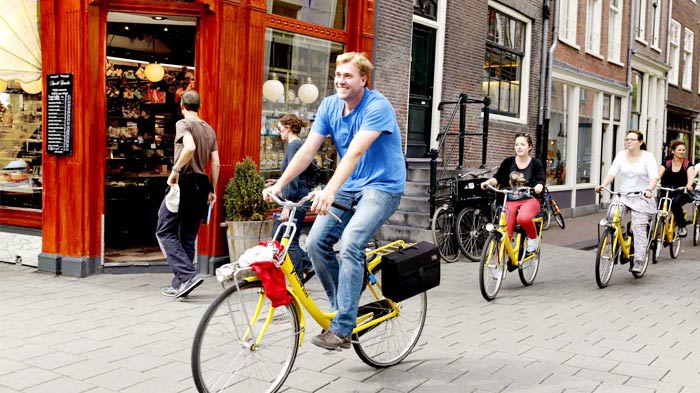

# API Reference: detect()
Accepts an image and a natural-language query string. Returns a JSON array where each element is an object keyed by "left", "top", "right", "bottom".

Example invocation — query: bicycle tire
[
  {"left": 431, "top": 205, "right": 460, "bottom": 263},
  {"left": 553, "top": 209, "right": 565, "bottom": 229},
  {"left": 694, "top": 206, "right": 700, "bottom": 246},
  {"left": 456, "top": 207, "right": 489, "bottom": 261},
  {"left": 540, "top": 201, "right": 552, "bottom": 230},
  {"left": 670, "top": 225, "right": 681, "bottom": 259},
  {"left": 518, "top": 245, "right": 540, "bottom": 286},
  {"left": 192, "top": 281, "right": 299, "bottom": 393},
  {"left": 595, "top": 228, "right": 616, "bottom": 288},
  {"left": 479, "top": 233, "right": 505, "bottom": 300},
  {"left": 353, "top": 264, "right": 427, "bottom": 368},
  {"left": 651, "top": 218, "right": 663, "bottom": 264}
]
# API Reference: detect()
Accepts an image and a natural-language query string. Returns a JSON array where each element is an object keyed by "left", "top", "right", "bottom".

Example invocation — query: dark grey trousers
[{"left": 156, "top": 199, "right": 199, "bottom": 288}]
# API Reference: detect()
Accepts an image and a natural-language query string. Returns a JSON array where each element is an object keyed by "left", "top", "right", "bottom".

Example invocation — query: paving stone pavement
[{"left": 2, "top": 240, "right": 700, "bottom": 393}]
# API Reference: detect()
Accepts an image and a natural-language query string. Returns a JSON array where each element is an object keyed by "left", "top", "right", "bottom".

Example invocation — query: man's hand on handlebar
[
  {"left": 309, "top": 188, "right": 336, "bottom": 216},
  {"left": 262, "top": 184, "right": 283, "bottom": 202}
]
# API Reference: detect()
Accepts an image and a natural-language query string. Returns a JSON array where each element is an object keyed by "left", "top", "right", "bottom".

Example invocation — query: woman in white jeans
[{"left": 595, "top": 130, "right": 658, "bottom": 273}]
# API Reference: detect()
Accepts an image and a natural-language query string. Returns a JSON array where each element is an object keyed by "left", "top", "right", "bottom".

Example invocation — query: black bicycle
[{"left": 539, "top": 185, "right": 565, "bottom": 230}]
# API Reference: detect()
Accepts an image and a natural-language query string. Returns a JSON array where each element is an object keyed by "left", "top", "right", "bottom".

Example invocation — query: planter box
[{"left": 225, "top": 220, "right": 274, "bottom": 262}]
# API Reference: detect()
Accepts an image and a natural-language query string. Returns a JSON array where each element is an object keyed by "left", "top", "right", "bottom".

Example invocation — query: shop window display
[
  {"left": 547, "top": 81, "right": 568, "bottom": 185},
  {"left": 267, "top": 0, "right": 346, "bottom": 30},
  {"left": 0, "top": 82, "right": 42, "bottom": 210},
  {"left": 577, "top": 87, "right": 593, "bottom": 184}
]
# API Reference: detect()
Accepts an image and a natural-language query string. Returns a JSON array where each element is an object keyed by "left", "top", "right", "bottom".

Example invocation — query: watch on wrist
[{"left": 172, "top": 167, "right": 180, "bottom": 173}]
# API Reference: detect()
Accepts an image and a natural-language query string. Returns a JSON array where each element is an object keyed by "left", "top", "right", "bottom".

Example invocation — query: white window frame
[
  {"left": 683, "top": 28, "right": 694, "bottom": 91},
  {"left": 558, "top": 0, "right": 578, "bottom": 47},
  {"left": 585, "top": 0, "right": 602, "bottom": 55},
  {"left": 486, "top": 0, "right": 531, "bottom": 125},
  {"left": 635, "top": 0, "right": 647, "bottom": 43},
  {"left": 669, "top": 20, "right": 681, "bottom": 86},
  {"left": 607, "top": 0, "right": 623, "bottom": 64},
  {"left": 650, "top": 0, "right": 661, "bottom": 50}
]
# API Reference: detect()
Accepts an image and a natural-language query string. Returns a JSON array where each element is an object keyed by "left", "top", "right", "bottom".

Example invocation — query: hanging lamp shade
[
  {"left": 145, "top": 62, "right": 165, "bottom": 82},
  {"left": 298, "top": 78, "right": 319, "bottom": 104},
  {"left": 0, "top": 0, "right": 41, "bottom": 83},
  {"left": 20, "top": 77, "right": 42, "bottom": 94},
  {"left": 262, "top": 73, "right": 284, "bottom": 102},
  {"left": 0, "top": 80, "right": 7, "bottom": 92}
]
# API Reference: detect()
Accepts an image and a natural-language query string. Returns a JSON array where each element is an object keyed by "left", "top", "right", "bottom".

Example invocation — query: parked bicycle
[
  {"left": 648, "top": 186, "right": 687, "bottom": 263},
  {"left": 479, "top": 185, "right": 543, "bottom": 301},
  {"left": 191, "top": 194, "right": 427, "bottom": 393},
  {"left": 594, "top": 187, "right": 651, "bottom": 288},
  {"left": 431, "top": 167, "right": 496, "bottom": 262},
  {"left": 539, "top": 185, "right": 565, "bottom": 230}
]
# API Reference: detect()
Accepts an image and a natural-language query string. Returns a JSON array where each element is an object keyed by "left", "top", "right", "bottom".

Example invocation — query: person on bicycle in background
[
  {"left": 480, "top": 133, "right": 545, "bottom": 254},
  {"left": 595, "top": 130, "right": 658, "bottom": 273},
  {"left": 657, "top": 140, "right": 695, "bottom": 237},
  {"left": 263, "top": 52, "right": 406, "bottom": 350}
]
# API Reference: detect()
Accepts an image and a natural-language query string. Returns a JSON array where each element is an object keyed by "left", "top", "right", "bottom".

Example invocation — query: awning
[{"left": 0, "top": 0, "right": 41, "bottom": 83}]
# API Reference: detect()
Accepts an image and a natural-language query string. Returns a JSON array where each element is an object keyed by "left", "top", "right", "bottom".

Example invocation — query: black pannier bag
[{"left": 382, "top": 241, "right": 441, "bottom": 302}]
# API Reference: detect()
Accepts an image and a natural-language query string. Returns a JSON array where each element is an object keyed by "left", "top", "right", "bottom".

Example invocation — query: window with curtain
[
  {"left": 558, "top": 0, "right": 578, "bottom": 44},
  {"left": 483, "top": 7, "right": 526, "bottom": 117},
  {"left": 669, "top": 20, "right": 680, "bottom": 85},
  {"left": 650, "top": 0, "right": 661, "bottom": 48},
  {"left": 635, "top": 0, "right": 646, "bottom": 40},
  {"left": 607, "top": 0, "right": 622, "bottom": 63}
]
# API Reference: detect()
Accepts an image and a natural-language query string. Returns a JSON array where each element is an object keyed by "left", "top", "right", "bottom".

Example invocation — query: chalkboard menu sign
[{"left": 46, "top": 73, "right": 73, "bottom": 155}]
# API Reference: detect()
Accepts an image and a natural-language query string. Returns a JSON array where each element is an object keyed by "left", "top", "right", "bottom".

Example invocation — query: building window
[
  {"left": 650, "top": 0, "right": 661, "bottom": 48},
  {"left": 669, "top": 20, "right": 681, "bottom": 86},
  {"left": 608, "top": 0, "right": 623, "bottom": 63},
  {"left": 267, "top": 0, "right": 347, "bottom": 30},
  {"left": 548, "top": 81, "right": 568, "bottom": 185},
  {"left": 683, "top": 28, "right": 694, "bottom": 91},
  {"left": 630, "top": 71, "right": 643, "bottom": 130},
  {"left": 558, "top": 0, "right": 578, "bottom": 44},
  {"left": 483, "top": 7, "right": 528, "bottom": 118},
  {"left": 585, "top": 0, "right": 602, "bottom": 55},
  {"left": 414, "top": 0, "right": 437, "bottom": 21},
  {"left": 0, "top": 84, "right": 42, "bottom": 211},
  {"left": 635, "top": 0, "right": 646, "bottom": 41},
  {"left": 578, "top": 88, "right": 594, "bottom": 184}
]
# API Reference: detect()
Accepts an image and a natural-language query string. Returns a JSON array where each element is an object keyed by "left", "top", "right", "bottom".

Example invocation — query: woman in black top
[
  {"left": 658, "top": 140, "right": 696, "bottom": 236},
  {"left": 267, "top": 114, "right": 313, "bottom": 277},
  {"left": 481, "top": 133, "right": 546, "bottom": 253}
]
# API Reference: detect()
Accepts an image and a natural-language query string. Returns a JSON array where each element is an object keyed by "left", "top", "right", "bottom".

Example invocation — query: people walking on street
[
  {"left": 595, "top": 130, "right": 658, "bottom": 273},
  {"left": 263, "top": 52, "right": 406, "bottom": 350},
  {"left": 157, "top": 90, "right": 220, "bottom": 299},
  {"left": 658, "top": 140, "right": 695, "bottom": 237},
  {"left": 480, "top": 133, "right": 545, "bottom": 253},
  {"left": 266, "top": 114, "right": 314, "bottom": 280}
]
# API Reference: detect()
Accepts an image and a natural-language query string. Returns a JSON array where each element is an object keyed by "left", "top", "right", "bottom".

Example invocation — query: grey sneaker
[
  {"left": 176, "top": 276, "right": 204, "bottom": 299},
  {"left": 311, "top": 330, "right": 351, "bottom": 350},
  {"left": 679, "top": 227, "right": 687, "bottom": 237},
  {"left": 161, "top": 286, "right": 178, "bottom": 297},
  {"left": 630, "top": 260, "right": 643, "bottom": 273},
  {"left": 526, "top": 238, "right": 538, "bottom": 253}
]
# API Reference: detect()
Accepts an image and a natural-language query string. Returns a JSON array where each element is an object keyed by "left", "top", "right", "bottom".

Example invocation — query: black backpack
[{"left": 303, "top": 160, "right": 322, "bottom": 189}]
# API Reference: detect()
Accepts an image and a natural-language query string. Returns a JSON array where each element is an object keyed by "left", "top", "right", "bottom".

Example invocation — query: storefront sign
[{"left": 46, "top": 73, "right": 73, "bottom": 155}]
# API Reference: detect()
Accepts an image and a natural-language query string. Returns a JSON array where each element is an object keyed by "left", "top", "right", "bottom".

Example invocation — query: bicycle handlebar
[
  {"left": 484, "top": 184, "right": 534, "bottom": 195},
  {"left": 597, "top": 186, "right": 643, "bottom": 196},
  {"left": 264, "top": 192, "right": 349, "bottom": 222},
  {"left": 656, "top": 186, "right": 688, "bottom": 193}
]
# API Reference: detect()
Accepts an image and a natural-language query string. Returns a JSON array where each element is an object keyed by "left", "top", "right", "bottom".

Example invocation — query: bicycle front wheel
[
  {"left": 651, "top": 218, "right": 663, "bottom": 264},
  {"left": 670, "top": 225, "right": 681, "bottom": 259},
  {"left": 595, "top": 228, "right": 616, "bottom": 288},
  {"left": 479, "top": 233, "right": 505, "bottom": 300},
  {"left": 456, "top": 207, "right": 489, "bottom": 261},
  {"left": 353, "top": 265, "right": 427, "bottom": 368},
  {"left": 192, "top": 281, "right": 300, "bottom": 393},
  {"left": 432, "top": 205, "right": 460, "bottom": 263},
  {"left": 694, "top": 206, "right": 700, "bottom": 246},
  {"left": 518, "top": 245, "right": 540, "bottom": 286}
]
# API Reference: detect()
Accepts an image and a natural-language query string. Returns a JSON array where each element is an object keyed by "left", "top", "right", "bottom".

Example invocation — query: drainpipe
[
  {"left": 626, "top": 0, "right": 637, "bottom": 127},
  {"left": 537, "top": 0, "right": 551, "bottom": 164},
  {"left": 544, "top": 0, "right": 559, "bottom": 163}
]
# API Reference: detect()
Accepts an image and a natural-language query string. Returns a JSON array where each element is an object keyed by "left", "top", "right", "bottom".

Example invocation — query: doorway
[
  {"left": 104, "top": 12, "right": 197, "bottom": 263},
  {"left": 407, "top": 23, "right": 436, "bottom": 158}
]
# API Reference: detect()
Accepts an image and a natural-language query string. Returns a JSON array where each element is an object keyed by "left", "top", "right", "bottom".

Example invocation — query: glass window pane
[
  {"left": 0, "top": 85, "right": 42, "bottom": 210},
  {"left": 547, "top": 81, "right": 567, "bottom": 185},
  {"left": 414, "top": 0, "right": 437, "bottom": 20},
  {"left": 602, "top": 94, "right": 611, "bottom": 120},
  {"left": 613, "top": 96, "right": 621, "bottom": 121},
  {"left": 268, "top": 0, "right": 346, "bottom": 30},
  {"left": 577, "top": 87, "right": 594, "bottom": 184}
]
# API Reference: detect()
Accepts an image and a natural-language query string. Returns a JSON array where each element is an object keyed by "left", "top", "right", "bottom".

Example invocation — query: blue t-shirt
[{"left": 310, "top": 88, "right": 406, "bottom": 194}]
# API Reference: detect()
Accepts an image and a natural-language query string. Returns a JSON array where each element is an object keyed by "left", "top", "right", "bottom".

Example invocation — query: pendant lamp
[
  {"left": 145, "top": 35, "right": 164, "bottom": 82},
  {"left": 262, "top": 39, "right": 284, "bottom": 102},
  {"left": 0, "top": 80, "right": 7, "bottom": 92},
  {"left": 297, "top": 45, "right": 319, "bottom": 104},
  {"left": 20, "top": 77, "right": 42, "bottom": 94}
]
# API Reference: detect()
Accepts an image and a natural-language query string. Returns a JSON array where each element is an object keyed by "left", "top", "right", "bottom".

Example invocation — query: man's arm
[
  {"left": 209, "top": 150, "right": 220, "bottom": 203},
  {"left": 168, "top": 133, "right": 196, "bottom": 186}
]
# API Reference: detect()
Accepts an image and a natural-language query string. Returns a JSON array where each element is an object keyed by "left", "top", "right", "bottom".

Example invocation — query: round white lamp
[
  {"left": 145, "top": 63, "right": 165, "bottom": 82},
  {"left": 262, "top": 74, "right": 284, "bottom": 102},
  {"left": 298, "top": 78, "right": 319, "bottom": 104},
  {"left": 0, "top": 80, "right": 7, "bottom": 92},
  {"left": 20, "top": 78, "right": 42, "bottom": 94}
]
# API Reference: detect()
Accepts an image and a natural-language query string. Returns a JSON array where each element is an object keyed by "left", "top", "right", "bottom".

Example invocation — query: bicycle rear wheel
[
  {"left": 595, "top": 228, "right": 616, "bottom": 288},
  {"left": 670, "top": 225, "right": 681, "bottom": 259},
  {"left": 456, "top": 207, "right": 489, "bottom": 261},
  {"left": 192, "top": 281, "right": 299, "bottom": 393},
  {"left": 540, "top": 201, "right": 552, "bottom": 230},
  {"left": 552, "top": 205, "right": 565, "bottom": 229},
  {"left": 479, "top": 233, "right": 505, "bottom": 300},
  {"left": 432, "top": 205, "right": 460, "bottom": 263},
  {"left": 353, "top": 264, "right": 427, "bottom": 368}
]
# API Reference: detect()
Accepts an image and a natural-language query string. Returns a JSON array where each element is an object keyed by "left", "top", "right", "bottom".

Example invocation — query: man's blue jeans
[{"left": 306, "top": 188, "right": 402, "bottom": 337}]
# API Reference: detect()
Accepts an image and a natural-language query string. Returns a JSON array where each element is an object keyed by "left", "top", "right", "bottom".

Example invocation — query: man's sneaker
[
  {"left": 176, "top": 276, "right": 204, "bottom": 299},
  {"left": 630, "top": 260, "right": 643, "bottom": 273},
  {"left": 161, "top": 286, "right": 178, "bottom": 297},
  {"left": 526, "top": 238, "right": 539, "bottom": 253},
  {"left": 311, "top": 330, "right": 351, "bottom": 350},
  {"left": 679, "top": 227, "right": 688, "bottom": 237}
]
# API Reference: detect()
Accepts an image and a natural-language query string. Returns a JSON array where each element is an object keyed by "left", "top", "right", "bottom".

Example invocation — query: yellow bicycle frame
[
  {"left": 490, "top": 205, "right": 544, "bottom": 267},
  {"left": 607, "top": 205, "right": 634, "bottom": 260}
]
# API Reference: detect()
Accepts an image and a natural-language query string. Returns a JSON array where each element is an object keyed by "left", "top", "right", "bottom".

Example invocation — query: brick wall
[{"left": 667, "top": 0, "right": 700, "bottom": 111}]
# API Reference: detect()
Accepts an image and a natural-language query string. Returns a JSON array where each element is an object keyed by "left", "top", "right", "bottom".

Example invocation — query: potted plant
[{"left": 223, "top": 157, "right": 273, "bottom": 261}]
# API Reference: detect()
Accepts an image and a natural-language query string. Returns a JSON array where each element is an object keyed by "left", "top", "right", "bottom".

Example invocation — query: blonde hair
[{"left": 336, "top": 52, "right": 373, "bottom": 80}]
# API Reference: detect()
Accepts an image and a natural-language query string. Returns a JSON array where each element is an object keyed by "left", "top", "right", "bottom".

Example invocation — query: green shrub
[{"left": 223, "top": 157, "right": 271, "bottom": 221}]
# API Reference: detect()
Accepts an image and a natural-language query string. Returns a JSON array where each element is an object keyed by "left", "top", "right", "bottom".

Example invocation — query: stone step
[
  {"left": 398, "top": 195, "right": 430, "bottom": 213},
  {"left": 375, "top": 224, "right": 433, "bottom": 244},
  {"left": 386, "top": 210, "right": 432, "bottom": 228},
  {"left": 404, "top": 181, "right": 430, "bottom": 197}
]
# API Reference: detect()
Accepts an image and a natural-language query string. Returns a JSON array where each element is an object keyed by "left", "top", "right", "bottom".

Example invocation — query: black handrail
[{"left": 427, "top": 93, "right": 491, "bottom": 218}]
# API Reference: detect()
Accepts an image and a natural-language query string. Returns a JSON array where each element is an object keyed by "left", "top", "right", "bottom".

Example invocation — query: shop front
[{"left": 0, "top": 0, "right": 376, "bottom": 277}]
